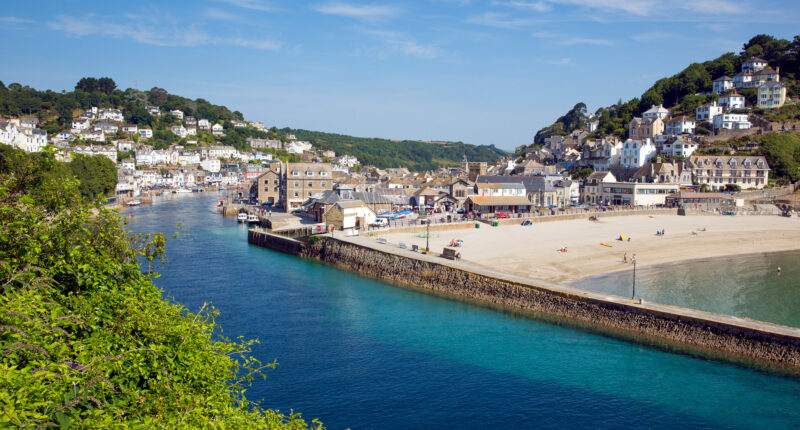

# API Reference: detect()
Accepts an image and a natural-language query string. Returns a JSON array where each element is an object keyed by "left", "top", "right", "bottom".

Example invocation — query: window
[
  {"left": 308, "top": 192, "right": 312, "bottom": 197},
  {"left": 308, "top": 182, "right": 313, "bottom": 187},
  {"left": 306, "top": 171, "right": 313, "bottom": 176},
  {"left": 292, "top": 171, "right": 299, "bottom": 176},
  {"left": 294, "top": 182, "right": 299, "bottom": 187},
  {"left": 321, "top": 182, "right": 326, "bottom": 188},
  {"left": 293, "top": 192, "right": 298, "bottom": 197},
  {"left": 320, "top": 171, "right": 328, "bottom": 177}
]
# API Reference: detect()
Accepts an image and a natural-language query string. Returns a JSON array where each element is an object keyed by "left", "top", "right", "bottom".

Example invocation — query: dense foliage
[
  {"left": 0, "top": 78, "right": 242, "bottom": 136},
  {"left": 285, "top": 128, "right": 506, "bottom": 171},
  {"left": 758, "top": 132, "right": 800, "bottom": 182},
  {"left": 533, "top": 34, "right": 800, "bottom": 142},
  {"left": 533, "top": 103, "right": 587, "bottom": 145},
  {"left": 0, "top": 146, "right": 320, "bottom": 428}
]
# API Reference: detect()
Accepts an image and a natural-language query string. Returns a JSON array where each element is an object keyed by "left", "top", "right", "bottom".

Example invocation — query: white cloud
[
  {"left": 311, "top": 2, "right": 399, "bottom": 20},
  {"left": 563, "top": 37, "right": 613, "bottom": 46},
  {"left": 358, "top": 28, "right": 441, "bottom": 59},
  {"left": 632, "top": 31, "right": 673, "bottom": 42},
  {"left": 492, "top": 1, "right": 551, "bottom": 12},
  {"left": 466, "top": 12, "right": 539, "bottom": 28},
  {"left": 531, "top": 31, "right": 613, "bottom": 46},
  {"left": 0, "top": 16, "right": 33, "bottom": 25},
  {"left": 203, "top": 8, "right": 241, "bottom": 21},
  {"left": 49, "top": 14, "right": 281, "bottom": 51},
  {"left": 212, "top": 0, "right": 275, "bottom": 12},
  {"left": 545, "top": 58, "right": 573, "bottom": 66}
]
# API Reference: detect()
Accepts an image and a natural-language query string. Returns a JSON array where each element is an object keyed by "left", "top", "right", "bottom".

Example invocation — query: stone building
[{"left": 283, "top": 162, "right": 334, "bottom": 209}]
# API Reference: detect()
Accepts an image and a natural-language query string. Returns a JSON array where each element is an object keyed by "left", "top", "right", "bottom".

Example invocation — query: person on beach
[
  {"left": 777, "top": 266, "right": 782, "bottom": 274},
  {"left": 623, "top": 252, "right": 628, "bottom": 263},
  {"left": 631, "top": 254, "right": 637, "bottom": 263}
]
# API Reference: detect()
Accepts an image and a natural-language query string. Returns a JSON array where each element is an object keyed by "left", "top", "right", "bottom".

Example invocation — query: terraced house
[
  {"left": 283, "top": 162, "right": 333, "bottom": 210},
  {"left": 688, "top": 155, "right": 770, "bottom": 190}
]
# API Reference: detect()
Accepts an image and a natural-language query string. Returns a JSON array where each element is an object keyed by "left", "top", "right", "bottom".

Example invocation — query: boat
[
  {"left": 127, "top": 200, "right": 141, "bottom": 206},
  {"left": 176, "top": 188, "right": 192, "bottom": 193},
  {"left": 247, "top": 214, "right": 260, "bottom": 224},
  {"left": 237, "top": 212, "right": 248, "bottom": 223}
]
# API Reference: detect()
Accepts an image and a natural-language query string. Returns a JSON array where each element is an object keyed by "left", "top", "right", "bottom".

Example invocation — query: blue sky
[{"left": 2, "top": 0, "right": 798, "bottom": 150}]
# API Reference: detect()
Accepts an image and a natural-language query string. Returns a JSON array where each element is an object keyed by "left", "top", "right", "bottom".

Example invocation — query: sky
[{"left": 1, "top": 1, "right": 799, "bottom": 150}]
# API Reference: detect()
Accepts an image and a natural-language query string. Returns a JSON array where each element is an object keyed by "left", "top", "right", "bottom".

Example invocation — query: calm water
[
  {"left": 126, "top": 194, "right": 800, "bottom": 429},
  {"left": 573, "top": 251, "right": 800, "bottom": 328}
]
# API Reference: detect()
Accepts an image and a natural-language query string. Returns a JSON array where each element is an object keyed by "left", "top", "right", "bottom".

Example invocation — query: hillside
[
  {"left": 533, "top": 34, "right": 800, "bottom": 144},
  {"left": 285, "top": 128, "right": 507, "bottom": 171},
  {"left": 0, "top": 78, "right": 505, "bottom": 171}
]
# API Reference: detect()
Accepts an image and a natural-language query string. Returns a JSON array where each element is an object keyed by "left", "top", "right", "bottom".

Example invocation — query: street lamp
[
  {"left": 426, "top": 211, "right": 430, "bottom": 253},
  {"left": 631, "top": 259, "right": 637, "bottom": 300}
]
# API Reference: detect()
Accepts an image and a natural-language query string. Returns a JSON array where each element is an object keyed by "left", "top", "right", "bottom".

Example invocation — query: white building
[
  {"left": 659, "top": 137, "right": 698, "bottom": 158},
  {"left": 713, "top": 113, "right": 751, "bottom": 130},
  {"left": 98, "top": 109, "right": 124, "bottom": 122},
  {"left": 170, "top": 125, "right": 188, "bottom": 138},
  {"left": 718, "top": 93, "right": 746, "bottom": 110},
  {"left": 170, "top": 109, "right": 184, "bottom": 120},
  {"left": 72, "top": 145, "right": 117, "bottom": 163},
  {"left": 712, "top": 75, "right": 733, "bottom": 94},
  {"left": 741, "top": 56, "right": 768, "bottom": 73},
  {"left": 620, "top": 138, "right": 657, "bottom": 169},
  {"left": 198, "top": 119, "right": 211, "bottom": 131},
  {"left": 696, "top": 101, "right": 723, "bottom": 122},
  {"left": 212, "top": 123, "right": 225, "bottom": 136},
  {"left": 71, "top": 119, "right": 91, "bottom": 131},
  {"left": 642, "top": 104, "right": 670, "bottom": 120},
  {"left": 664, "top": 116, "right": 695, "bottom": 135},
  {"left": 337, "top": 154, "right": 360, "bottom": 167},
  {"left": 138, "top": 128, "right": 153, "bottom": 139},
  {"left": 201, "top": 158, "right": 221, "bottom": 173},
  {"left": 146, "top": 106, "right": 161, "bottom": 116},
  {"left": 285, "top": 140, "right": 313, "bottom": 154}
]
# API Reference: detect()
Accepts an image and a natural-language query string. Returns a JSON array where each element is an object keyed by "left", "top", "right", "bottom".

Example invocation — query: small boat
[
  {"left": 247, "top": 214, "right": 260, "bottom": 224},
  {"left": 127, "top": 200, "right": 141, "bottom": 206},
  {"left": 176, "top": 188, "right": 192, "bottom": 193},
  {"left": 237, "top": 212, "right": 248, "bottom": 223}
]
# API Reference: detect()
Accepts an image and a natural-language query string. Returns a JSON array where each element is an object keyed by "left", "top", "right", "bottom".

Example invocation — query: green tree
[
  {"left": 75, "top": 77, "right": 99, "bottom": 93},
  {"left": 68, "top": 154, "right": 118, "bottom": 199},
  {"left": 97, "top": 77, "right": 117, "bottom": 95}
]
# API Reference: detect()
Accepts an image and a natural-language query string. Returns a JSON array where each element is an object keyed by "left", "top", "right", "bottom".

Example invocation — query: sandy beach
[{"left": 367, "top": 214, "right": 800, "bottom": 284}]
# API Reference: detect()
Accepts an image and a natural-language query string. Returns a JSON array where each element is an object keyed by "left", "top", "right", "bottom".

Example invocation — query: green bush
[{"left": 0, "top": 146, "right": 321, "bottom": 429}]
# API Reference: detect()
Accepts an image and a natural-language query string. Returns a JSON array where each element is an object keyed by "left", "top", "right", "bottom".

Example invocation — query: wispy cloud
[
  {"left": 562, "top": 37, "right": 613, "bottom": 46},
  {"left": 491, "top": 1, "right": 551, "bottom": 12},
  {"left": 312, "top": 2, "right": 399, "bottom": 20},
  {"left": 49, "top": 14, "right": 282, "bottom": 51},
  {"left": 0, "top": 16, "right": 33, "bottom": 26},
  {"left": 212, "top": 0, "right": 275, "bottom": 12},
  {"left": 545, "top": 58, "right": 573, "bottom": 66},
  {"left": 531, "top": 31, "right": 613, "bottom": 46},
  {"left": 358, "top": 28, "right": 441, "bottom": 59},
  {"left": 466, "top": 12, "right": 539, "bottom": 28},
  {"left": 632, "top": 31, "right": 673, "bottom": 42},
  {"left": 203, "top": 8, "right": 241, "bottom": 21}
]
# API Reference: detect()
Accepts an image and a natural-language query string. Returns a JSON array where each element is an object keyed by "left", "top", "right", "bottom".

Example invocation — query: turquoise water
[
  {"left": 126, "top": 194, "right": 800, "bottom": 429},
  {"left": 573, "top": 251, "right": 800, "bottom": 328}
]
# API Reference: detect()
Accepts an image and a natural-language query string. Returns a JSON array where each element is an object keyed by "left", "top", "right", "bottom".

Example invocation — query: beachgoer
[
  {"left": 777, "top": 266, "right": 782, "bottom": 274},
  {"left": 662, "top": 228, "right": 665, "bottom": 236},
  {"left": 631, "top": 254, "right": 637, "bottom": 263},
  {"left": 623, "top": 252, "right": 628, "bottom": 263},
  {"left": 456, "top": 252, "right": 462, "bottom": 260},
  {"left": 627, "top": 237, "right": 631, "bottom": 242},
  {"left": 564, "top": 247, "right": 568, "bottom": 253}
]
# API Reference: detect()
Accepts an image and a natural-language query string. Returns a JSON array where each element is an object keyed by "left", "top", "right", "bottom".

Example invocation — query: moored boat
[
  {"left": 247, "top": 214, "right": 260, "bottom": 224},
  {"left": 237, "top": 212, "right": 248, "bottom": 223},
  {"left": 127, "top": 200, "right": 141, "bottom": 206}
]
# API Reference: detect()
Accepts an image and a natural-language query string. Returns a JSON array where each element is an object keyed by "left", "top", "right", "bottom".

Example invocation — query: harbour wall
[{"left": 248, "top": 228, "right": 800, "bottom": 372}]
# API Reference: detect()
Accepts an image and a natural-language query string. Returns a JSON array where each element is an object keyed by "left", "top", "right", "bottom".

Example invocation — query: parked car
[
  {"left": 496, "top": 212, "right": 511, "bottom": 218},
  {"left": 291, "top": 208, "right": 306, "bottom": 215},
  {"left": 371, "top": 218, "right": 389, "bottom": 227}
]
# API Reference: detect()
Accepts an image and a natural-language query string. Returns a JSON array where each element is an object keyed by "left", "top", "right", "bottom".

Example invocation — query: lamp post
[
  {"left": 426, "top": 211, "right": 430, "bottom": 253},
  {"left": 632, "top": 259, "right": 637, "bottom": 300}
]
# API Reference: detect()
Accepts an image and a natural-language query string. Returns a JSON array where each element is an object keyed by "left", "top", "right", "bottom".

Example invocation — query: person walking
[{"left": 623, "top": 252, "right": 628, "bottom": 263}]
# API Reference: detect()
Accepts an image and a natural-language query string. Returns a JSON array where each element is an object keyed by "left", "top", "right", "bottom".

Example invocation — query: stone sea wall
[{"left": 249, "top": 229, "right": 800, "bottom": 372}]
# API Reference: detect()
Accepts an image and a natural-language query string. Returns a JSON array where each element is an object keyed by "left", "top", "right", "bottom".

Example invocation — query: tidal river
[{"left": 126, "top": 193, "right": 800, "bottom": 429}]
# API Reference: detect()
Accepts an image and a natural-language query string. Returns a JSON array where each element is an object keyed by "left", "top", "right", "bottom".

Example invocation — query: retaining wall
[{"left": 248, "top": 229, "right": 800, "bottom": 373}]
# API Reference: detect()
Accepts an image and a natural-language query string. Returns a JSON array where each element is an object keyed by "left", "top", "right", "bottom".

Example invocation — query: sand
[{"left": 369, "top": 214, "right": 800, "bottom": 284}]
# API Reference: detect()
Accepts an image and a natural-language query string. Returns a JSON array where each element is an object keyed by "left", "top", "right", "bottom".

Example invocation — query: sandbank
[{"left": 368, "top": 214, "right": 800, "bottom": 283}]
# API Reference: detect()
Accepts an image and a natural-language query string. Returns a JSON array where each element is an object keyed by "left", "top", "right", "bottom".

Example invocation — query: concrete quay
[{"left": 248, "top": 228, "right": 800, "bottom": 374}]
